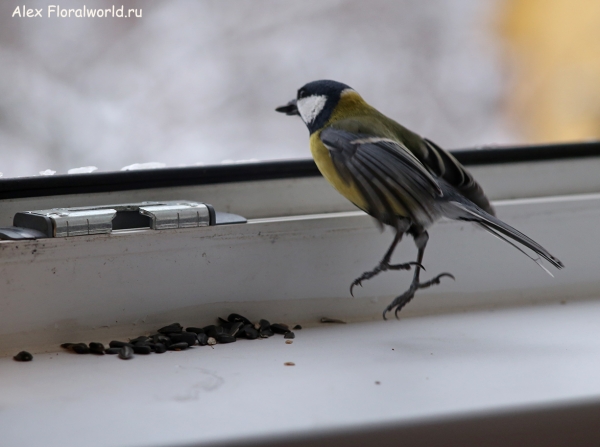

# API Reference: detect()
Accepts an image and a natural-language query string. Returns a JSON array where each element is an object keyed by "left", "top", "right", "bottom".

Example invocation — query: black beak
[{"left": 275, "top": 99, "right": 299, "bottom": 116}]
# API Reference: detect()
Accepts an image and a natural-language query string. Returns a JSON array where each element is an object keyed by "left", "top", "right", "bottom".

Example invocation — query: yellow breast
[
  {"left": 310, "top": 131, "right": 370, "bottom": 212},
  {"left": 310, "top": 130, "right": 410, "bottom": 218},
  {"left": 310, "top": 131, "right": 367, "bottom": 211}
]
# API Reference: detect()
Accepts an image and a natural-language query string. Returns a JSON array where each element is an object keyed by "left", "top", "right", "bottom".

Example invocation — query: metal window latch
[{"left": 0, "top": 201, "right": 246, "bottom": 240}]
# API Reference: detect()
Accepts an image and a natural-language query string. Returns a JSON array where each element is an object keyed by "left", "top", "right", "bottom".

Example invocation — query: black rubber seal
[{"left": 0, "top": 141, "right": 598, "bottom": 200}]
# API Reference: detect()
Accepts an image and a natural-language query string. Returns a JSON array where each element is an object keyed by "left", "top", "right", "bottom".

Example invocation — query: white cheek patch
[{"left": 297, "top": 95, "right": 327, "bottom": 125}]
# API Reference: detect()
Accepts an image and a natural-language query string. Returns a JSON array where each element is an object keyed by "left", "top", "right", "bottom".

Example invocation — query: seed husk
[
  {"left": 284, "top": 332, "right": 295, "bottom": 339},
  {"left": 320, "top": 317, "right": 346, "bottom": 324},
  {"left": 105, "top": 348, "right": 120, "bottom": 355},
  {"left": 185, "top": 327, "right": 204, "bottom": 334}
]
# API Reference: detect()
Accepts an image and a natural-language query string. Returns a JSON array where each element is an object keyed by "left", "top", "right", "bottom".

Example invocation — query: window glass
[{"left": 0, "top": 0, "right": 598, "bottom": 178}]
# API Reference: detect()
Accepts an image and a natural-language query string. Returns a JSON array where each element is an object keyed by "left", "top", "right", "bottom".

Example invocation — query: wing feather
[
  {"left": 321, "top": 127, "right": 442, "bottom": 227},
  {"left": 423, "top": 138, "right": 494, "bottom": 215}
]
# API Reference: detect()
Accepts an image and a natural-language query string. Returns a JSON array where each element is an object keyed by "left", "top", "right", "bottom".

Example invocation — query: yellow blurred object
[{"left": 501, "top": 0, "right": 600, "bottom": 142}]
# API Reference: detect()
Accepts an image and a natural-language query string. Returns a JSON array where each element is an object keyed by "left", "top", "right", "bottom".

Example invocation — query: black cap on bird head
[{"left": 276, "top": 80, "right": 353, "bottom": 134}]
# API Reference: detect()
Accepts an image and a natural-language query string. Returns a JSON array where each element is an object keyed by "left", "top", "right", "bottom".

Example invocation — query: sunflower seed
[
  {"left": 227, "top": 313, "right": 252, "bottom": 325},
  {"left": 284, "top": 332, "right": 295, "bottom": 339},
  {"left": 89, "top": 342, "right": 105, "bottom": 355},
  {"left": 259, "top": 329, "right": 274, "bottom": 338},
  {"left": 271, "top": 323, "right": 289, "bottom": 334},
  {"left": 154, "top": 343, "right": 167, "bottom": 354},
  {"left": 132, "top": 345, "right": 151, "bottom": 355},
  {"left": 223, "top": 321, "right": 243, "bottom": 337},
  {"left": 168, "top": 342, "right": 189, "bottom": 351},
  {"left": 168, "top": 332, "right": 197, "bottom": 346},
  {"left": 72, "top": 343, "right": 90, "bottom": 354},
  {"left": 13, "top": 351, "right": 33, "bottom": 362},
  {"left": 109, "top": 340, "right": 133, "bottom": 349},
  {"left": 118, "top": 345, "right": 134, "bottom": 360},
  {"left": 157, "top": 323, "right": 183, "bottom": 334},
  {"left": 151, "top": 334, "right": 172, "bottom": 347},
  {"left": 197, "top": 333, "right": 209, "bottom": 346},
  {"left": 203, "top": 325, "right": 224, "bottom": 338},
  {"left": 237, "top": 324, "right": 259, "bottom": 340},
  {"left": 216, "top": 333, "right": 236, "bottom": 344},
  {"left": 258, "top": 319, "right": 271, "bottom": 331},
  {"left": 61, "top": 342, "right": 91, "bottom": 353}
]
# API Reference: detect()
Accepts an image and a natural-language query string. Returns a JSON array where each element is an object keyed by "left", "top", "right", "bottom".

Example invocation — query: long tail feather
[{"left": 449, "top": 201, "right": 564, "bottom": 270}]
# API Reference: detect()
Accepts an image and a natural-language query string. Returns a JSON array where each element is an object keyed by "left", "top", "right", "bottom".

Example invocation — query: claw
[
  {"left": 420, "top": 272, "right": 455, "bottom": 288},
  {"left": 394, "top": 306, "right": 402, "bottom": 320},
  {"left": 383, "top": 271, "right": 455, "bottom": 320},
  {"left": 349, "top": 261, "right": 419, "bottom": 296},
  {"left": 349, "top": 281, "right": 363, "bottom": 297}
]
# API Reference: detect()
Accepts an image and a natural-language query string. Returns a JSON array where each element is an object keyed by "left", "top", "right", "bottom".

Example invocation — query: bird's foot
[
  {"left": 382, "top": 272, "right": 455, "bottom": 320},
  {"left": 350, "top": 261, "right": 423, "bottom": 296}
]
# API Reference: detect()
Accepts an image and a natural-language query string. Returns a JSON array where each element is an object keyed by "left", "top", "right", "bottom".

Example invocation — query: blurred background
[{"left": 0, "top": 0, "right": 598, "bottom": 177}]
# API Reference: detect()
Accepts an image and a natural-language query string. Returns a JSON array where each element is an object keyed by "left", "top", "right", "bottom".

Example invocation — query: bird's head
[{"left": 276, "top": 80, "right": 358, "bottom": 134}]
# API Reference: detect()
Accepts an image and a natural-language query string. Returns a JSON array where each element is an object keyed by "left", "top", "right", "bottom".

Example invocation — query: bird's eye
[{"left": 297, "top": 89, "right": 307, "bottom": 99}]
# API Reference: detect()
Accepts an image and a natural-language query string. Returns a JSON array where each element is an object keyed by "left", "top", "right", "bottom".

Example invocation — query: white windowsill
[
  {"left": 2, "top": 299, "right": 600, "bottom": 447},
  {"left": 2, "top": 157, "right": 600, "bottom": 446}
]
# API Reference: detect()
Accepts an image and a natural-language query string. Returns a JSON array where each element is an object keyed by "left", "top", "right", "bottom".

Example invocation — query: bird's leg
[
  {"left": 383, "top": 231, "right": 454, "bottom": 320},
  {"left": 350, "top": 219, "right": 421, "bottom": 296}
]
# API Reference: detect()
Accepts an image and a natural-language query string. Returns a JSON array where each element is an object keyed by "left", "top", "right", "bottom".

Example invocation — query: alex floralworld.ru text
[{"left": 12, "top": 5, "right": 142, "bottom": 18}]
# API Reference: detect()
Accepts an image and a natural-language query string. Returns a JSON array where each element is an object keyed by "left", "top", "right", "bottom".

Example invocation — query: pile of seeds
[{"left": 55, "top": 314, "right": 299, "bottom": 361}]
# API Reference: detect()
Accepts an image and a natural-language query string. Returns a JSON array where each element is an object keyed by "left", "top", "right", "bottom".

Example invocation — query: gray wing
[
  {"left": 422, "top": 138, "right": 494, "bottom": 216},
  {"left": 320, "top": 127, "right": 443, "bottom": 229}
]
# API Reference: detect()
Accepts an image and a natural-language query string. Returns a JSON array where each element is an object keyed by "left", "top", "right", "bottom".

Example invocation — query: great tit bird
[{"left": 276, "top": 80, "right": 563, "bottom": 319}]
